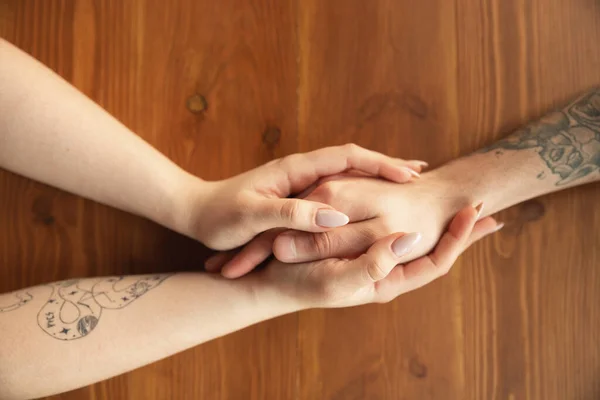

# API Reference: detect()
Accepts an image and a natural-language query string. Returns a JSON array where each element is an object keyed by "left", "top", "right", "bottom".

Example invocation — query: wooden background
[{"left": 1, "top": 0, "right": 600, "bottom": 399}]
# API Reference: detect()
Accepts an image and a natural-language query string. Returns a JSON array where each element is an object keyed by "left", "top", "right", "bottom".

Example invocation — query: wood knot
[
  {"left": 409, "top": 356, "right": 428, "bottom": 379},
  {"left": 32, "top": 195, "right": 55, "bottom": 226},
  {"left": 262, "top": 127, "right": 281, "bottom": 146},
  {"left": 186, "top": 94, "right": 208, "bottom": 114}
]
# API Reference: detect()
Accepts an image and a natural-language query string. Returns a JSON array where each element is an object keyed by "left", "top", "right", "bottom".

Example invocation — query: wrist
[
  {"left": 245, "top": 271, "right": 307, "bottom": 316},
  {"left": 166, "top": 172, "right": 215, "bottom": 241},
  {"left": 424, "top": 153, "right": 516, "bottom": 217},
  {"left": 416, "top": 165, "right": 476, "bottom": 221}
]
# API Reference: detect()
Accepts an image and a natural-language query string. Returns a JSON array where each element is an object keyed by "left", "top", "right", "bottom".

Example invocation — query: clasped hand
[{"left": 181, "top": 144, "right": 500, "bottom": 308}]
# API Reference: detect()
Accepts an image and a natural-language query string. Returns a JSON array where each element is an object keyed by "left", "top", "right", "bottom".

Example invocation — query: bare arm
[
  {"left": 0, "top": 38, "right": 425, "bottom": 250},
  {"left": 0, "top": 38, "right": 194, "bottom": 232}
]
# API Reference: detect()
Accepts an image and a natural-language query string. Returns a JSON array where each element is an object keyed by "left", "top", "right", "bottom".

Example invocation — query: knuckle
[
  {"left": 342, "top": 142, "right": 362, "bottom": 154},
  {"left": 279, "top": 200, "right": 302, "bottom": 222},
  {"left": 311, "top": 231, "right": 334, "bottom": 257},
  {"left": 439, "top": 264, "right": 452, "bottom": 277},
  {"left": 314, "top": 181, "right": 340, "bottom": 204},
  {"left": 366, "top": 258, "right": 387, "bottom": 281},
  {"left": 279, "top": 153, "right": 303, "bottom": 170},
  {"left": 434, "top": 259, "right": 452, "bottom": 277},
  {"left": 358, "top": 226, "right": 380, "bottom": 245}
]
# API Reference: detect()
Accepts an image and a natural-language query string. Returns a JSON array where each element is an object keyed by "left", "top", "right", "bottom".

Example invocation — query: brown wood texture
[{"left": 1, "top": 0, "right": 599, "bottom": 399}]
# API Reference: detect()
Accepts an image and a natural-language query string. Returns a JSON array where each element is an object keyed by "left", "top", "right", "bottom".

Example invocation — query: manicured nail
[
  {"left": 316, "top": 209, "right": 349, "bottom": 228},
  {"left": 474, "top": 202, "right": 484, "bottom": 219},
  {"left": 391, "top": 232, "right": 422, "bottom": 257},
  {"left": 492, "top": 222, "right": 505, "bottom": 233},
  {"left": 410, "top": 160, "right": 429, "bottom": 169},
  {"left": 403, "top": 167, "right": 421, "bottom": 179}
]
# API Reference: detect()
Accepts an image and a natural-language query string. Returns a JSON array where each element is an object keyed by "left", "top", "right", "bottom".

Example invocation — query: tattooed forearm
[
  {"left": 480, "top": 88, "right": 600, "bottom": 185},
  {"left": 0, "top": 274, "right": 173, "bottom": 341},
  {"left": 0, "top": 291, "right": 32, "bottom": 312}
]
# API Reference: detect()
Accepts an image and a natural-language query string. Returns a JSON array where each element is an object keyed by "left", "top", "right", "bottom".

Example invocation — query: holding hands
[
  {"left": 187, "top": 143, "right": 502, "bottom": 302},
  {"left": 3, "top": 39, "right": 596, "bottom": 397}
]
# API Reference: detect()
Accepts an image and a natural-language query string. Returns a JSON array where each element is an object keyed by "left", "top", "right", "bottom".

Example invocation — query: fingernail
[
  {"left": 403, "top": 167, "right": 421, "bottom": 179},
  {"left": 474, "top": 202, "right": 484, "bottom": 219},
  {"left": 391, "top": 232, "right": 422, "bottom": 257},
  {"left": 277, "top": 232, "right": 298, "bottom": 259},
  {"left": 316, "top": 209, "right": 349, "bottom": 228},
  {"left": 410, "top": 160, "right": 429, "bottom": 169},
  {"left": 492, "top": 222, "right": 505, "bottom": 233}
]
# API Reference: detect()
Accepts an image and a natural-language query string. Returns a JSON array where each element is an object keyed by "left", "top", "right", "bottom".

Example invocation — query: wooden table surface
[{"left": 1, "top": 1, "right": 600, "bottom": 399}]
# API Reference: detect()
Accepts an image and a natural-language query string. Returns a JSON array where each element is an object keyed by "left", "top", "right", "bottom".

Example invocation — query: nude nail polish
[
  {"left": 410, "top": 160, "right": 429, "bottom": 169},
  {"left": 403, "top": 167, "right": 421, "bottom": 179},
  {"left": 316, "top": 209, "right": 349, "bottom": 228},
  {"left": 492, "top": 222, "right": 505, "bottom": 233},
  {"left": 391, "top": 232, "right": 422, "bottom": 257},
  {"left": 474, "top": 202, "right": 484, "bottom": 219}
]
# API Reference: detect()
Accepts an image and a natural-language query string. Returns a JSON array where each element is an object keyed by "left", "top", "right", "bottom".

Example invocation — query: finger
[
  {"left": 333, "top": 232, "right": 423, "bottom": 289},
  {"left": 295, "top": 171, "right": 371, "bottom": 199},
  {"left": 252, "top": 198, "right": 352, "bottom": 233},
  {"left": 275, "top": 144, "right": 425, "bottom": 196},
  {"left": 273, "top": 221, "right": 380, "bottom": 263},
  {"left": 377, "top": 203, "right": 482, "bottom": 296},
  {"left": 465, "top": 217, "right": 503, "bottom": 249},
  {"left": 205, "top": 251, "right": 237, "bottom": 272},
  {"left": 405, "top": 160, "right": 429, "bottom": 172},
  {"left": 221, "top": 230, "right": 281, "bottom": 279}
]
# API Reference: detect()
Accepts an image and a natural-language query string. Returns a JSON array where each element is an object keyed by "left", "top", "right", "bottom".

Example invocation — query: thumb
[
  {"left": 252, "top": 198, "right": 350, "bottom": 233},
  {"left": 342, "top": 232, "right": 423, "bottom": 286}
]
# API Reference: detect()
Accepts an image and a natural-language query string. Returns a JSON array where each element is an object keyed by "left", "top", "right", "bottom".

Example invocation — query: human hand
[
  {"left": 207, "top": 170, "right": 503, "bottom": 277},
  {"left": 178, "top": 144, "right": 425, "bottom": 250},
  {"left": 255, "top": 204, "right": 498, "bottom": 308}
]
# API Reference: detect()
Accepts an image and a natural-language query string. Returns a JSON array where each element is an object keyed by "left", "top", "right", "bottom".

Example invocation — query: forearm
[
  {"left": 430, "top": 87, "right": 600, "bottom": 216},
  {"left": 0, "top": 273, "right": 295, "bottom": 399},
  {"left": 0, "top": 39, "right": 199, "bottom": 233}
]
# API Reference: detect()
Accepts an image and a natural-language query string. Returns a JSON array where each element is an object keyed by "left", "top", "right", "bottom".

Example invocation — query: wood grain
[
  {"left": 1, "top": 0, "right": 599, "bottom": 399},
  {"left": 296, "top": 1, "right": 468, "bottom": 399}
]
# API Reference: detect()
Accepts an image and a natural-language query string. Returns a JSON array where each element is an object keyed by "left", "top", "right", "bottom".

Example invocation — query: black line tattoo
[
  {"left": 0, "top": 291, "right": 33, "bottom": 312},
  {"left": 0, "top": 274, "right": 173, "bottom": 341},
  {"left": 480, "top": 89, "right": 600, "bottom": 185}
]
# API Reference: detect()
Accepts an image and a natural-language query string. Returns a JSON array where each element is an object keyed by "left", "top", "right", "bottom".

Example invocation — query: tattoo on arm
[
  {"left": 480, "top": 89, "right": 600, "bottom": 186},
  {"left": 0, "top": 291, "right": 33, "bottom": 312},
  {"left": 0, "top": 274, "right": 173, "bottom": 341}
]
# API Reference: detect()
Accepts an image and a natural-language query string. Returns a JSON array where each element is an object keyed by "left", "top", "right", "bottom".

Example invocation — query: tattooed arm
[
  {"left": 0, "top": 205, "right": 491, "bottom": 399},
  {"left": 433, "top": 87, "right": 600, "bottom": 217},
  {"left": 217, "top": 88, "right": 600, "bottom": 273},
  {"left": 0, "top": 273, "right": 293, "bottom": 399}
]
